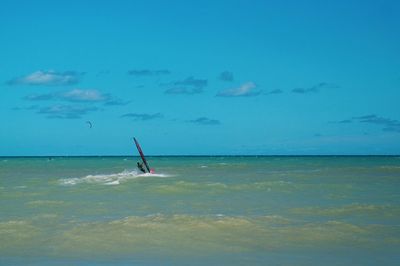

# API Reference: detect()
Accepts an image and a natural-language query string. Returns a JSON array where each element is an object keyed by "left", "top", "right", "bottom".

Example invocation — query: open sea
[{"left": 0, "top": 156, "right": 399, "bottom": 265}]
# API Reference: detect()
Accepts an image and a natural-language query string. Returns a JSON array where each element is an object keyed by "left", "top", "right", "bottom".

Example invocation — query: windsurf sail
[{"left": 133, "top": 137, "right": 151, "bottom": 173}]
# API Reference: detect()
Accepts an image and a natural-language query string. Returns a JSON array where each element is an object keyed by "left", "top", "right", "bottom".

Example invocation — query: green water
[{"left": 0, "top": 156, "right": 399, "bottom": 265}]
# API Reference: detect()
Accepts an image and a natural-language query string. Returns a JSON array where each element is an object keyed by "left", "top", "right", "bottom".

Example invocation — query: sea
[{"left": 0, "top": 156, "right": 399, "bottom": 265}]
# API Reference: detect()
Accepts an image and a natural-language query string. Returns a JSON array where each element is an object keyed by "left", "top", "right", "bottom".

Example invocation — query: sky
[{"left": 1, "top": 0, "right": 400, "bottom": 156}]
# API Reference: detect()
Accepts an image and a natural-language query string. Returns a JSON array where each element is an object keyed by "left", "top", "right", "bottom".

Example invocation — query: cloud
[
  {"left": 23, "top": 93, "right": 55, "bottom": 101},
  {"left": 219, "top": 71, "right": 234, "bottom": 82},
  {"left": 352, "top": 114, "right": 400, "bottom": 132},
  {"left": 216, "top": 82, "right": 260, "bottom": 97},
  {"left": 7, "top": 70, "right": 82, "bottom": 86},
  {"left": 12, "top": 105, "right": 40, "bottom": 111},
  {"left": 128, "top": 69, "right": 171, "bottom": 76},
  {"left": 162, "top": 76, "right": 208, "bottom": 95},
  {"left": 292, "top": 87, "right": 317, "bottom": 94},
  {"left": 120, "top": 113, "right": 163, "bottom": 121},
  {"left": 103, "top": 99, "right": 131, "bottom": 106},
  {"left": 329, "top": 119, "right": 353, "bottom": 124},
  {"left": 173, "top": 76, "right": 208, "bottom": 88},
  {"left": 164, "top": 87, "right": 202, "bottom": 95},
  {"left": 337, "top": 114, "right": 400, "bottom": 133},
  {"left": 354, "top": 115, "right": 377, "bottom": 120},
  {"left": 291, "top": 82, "right": 339, "bottom": 94},
  {"left": 19, "top": 89, "right": 127, "bottom": 118},
  {"left": 60, "top": 89, "right": 110, "bottom": 102},
  {"left": 189, "top": 117, "right": 221, "bottom": 125},
  {"left": 23, "top": 89, "right": 122, "bottom": 104},
  {"left": 36, "top": 105, "right": 99, "bottom": 119},
  {"left": 266, "top": 89, "right": 283, "bottom": 95}
]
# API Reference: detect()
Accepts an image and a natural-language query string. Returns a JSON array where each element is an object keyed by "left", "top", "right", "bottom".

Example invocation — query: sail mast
[{"left": 133, "top": 137, "right": 151, "bottom": 173}]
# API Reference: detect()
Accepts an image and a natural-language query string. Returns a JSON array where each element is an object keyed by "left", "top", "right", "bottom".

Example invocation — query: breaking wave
[{"left": 59, "top": 170, "right": 169, "bottom": 186}]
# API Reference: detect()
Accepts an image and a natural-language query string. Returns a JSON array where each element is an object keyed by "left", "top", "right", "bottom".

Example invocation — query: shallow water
[{"left": 0, "top": 156, "right": 399, "bottom": 265}]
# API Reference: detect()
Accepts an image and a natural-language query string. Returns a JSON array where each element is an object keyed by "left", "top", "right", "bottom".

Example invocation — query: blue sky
[{"left": 1, "top": 0, "right": 400, "bottom": 155}]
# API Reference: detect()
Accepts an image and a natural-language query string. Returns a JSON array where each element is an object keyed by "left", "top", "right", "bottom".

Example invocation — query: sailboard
[{"left": 133, "top": 137, "right": 151, "bottom": 173}]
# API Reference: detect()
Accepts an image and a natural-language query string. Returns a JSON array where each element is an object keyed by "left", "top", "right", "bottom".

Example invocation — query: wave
[
  {"left": 1, "top": 215, "right": 399, "bottom": 257},
  {"left": 56, "top": 215, "right": 400, "bottom": 253},
  {"left": 13, "top": 186, "right": 27, "bottom": 189},
  {"left": 26, "top": 200, "right": 66, "bottom": 207},
  {"left": 149, "top": 180, "right": 294, "bottom": 194},
  {"left": 290, "top": 204, "right": 400, "bottom": 217},
  {"left": 380, "top": 165, "right": 400, "bottom": 170},
  {"left": 59, "top": 170, "right": 169, "bottom": 186}
]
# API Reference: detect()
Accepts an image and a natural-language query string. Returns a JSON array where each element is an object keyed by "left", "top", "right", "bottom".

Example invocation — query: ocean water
[{"left": 0, "top": 156, "right": 399, "bottom": 265}]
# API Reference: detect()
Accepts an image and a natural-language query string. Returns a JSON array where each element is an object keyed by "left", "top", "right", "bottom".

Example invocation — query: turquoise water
[{"left": 0, "top": 156, "right": 399, "bottom": 265}]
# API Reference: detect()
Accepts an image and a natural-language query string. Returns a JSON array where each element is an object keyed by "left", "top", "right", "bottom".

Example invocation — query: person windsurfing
[
  {"left": 133, "top": 137, "right": 155, "bottom": 174},
  {"left": 137, "top": 162, "right": 146, "bottom": 173}
]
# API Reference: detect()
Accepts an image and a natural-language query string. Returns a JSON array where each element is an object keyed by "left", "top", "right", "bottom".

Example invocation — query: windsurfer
[{"left": 137, "top": 162, "right": 146, "bottom": 173}]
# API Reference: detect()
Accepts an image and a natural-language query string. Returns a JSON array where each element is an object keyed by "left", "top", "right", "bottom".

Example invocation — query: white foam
[
  {"left": 59, "top": 170, "right": 169, "bottom": 186},
  {"left": 105, "top": 180, "right": 120, "bottom": 185}
]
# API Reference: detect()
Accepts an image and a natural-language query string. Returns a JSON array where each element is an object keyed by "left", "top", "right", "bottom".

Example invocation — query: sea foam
[{"left": 59, "top": 170, "right": 169, "bottom": 186}]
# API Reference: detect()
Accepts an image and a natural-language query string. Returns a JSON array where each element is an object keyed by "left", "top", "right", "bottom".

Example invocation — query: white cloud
[
  {"left": 216, "top": 82, "right": 260, "bottom": 97},
  {"left": 37, "top": 104, "right": 99, "bottom": 119},
  {"left": 60, "top": 89, "right": 110, "bottom": 102},
  {"left": 120, "top": 113, "right": 163, "bottom": 121},
  {"left": 8, "top": 70, "right": 81, "bottom": 86},
  {"left": 24, "top": 89, "right": 114, "bottom": 103}
]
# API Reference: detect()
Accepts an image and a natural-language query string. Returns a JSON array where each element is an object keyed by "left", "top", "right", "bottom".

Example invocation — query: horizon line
[{"left": 1, "top": 154, "right": 399, "bottom": 158}]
